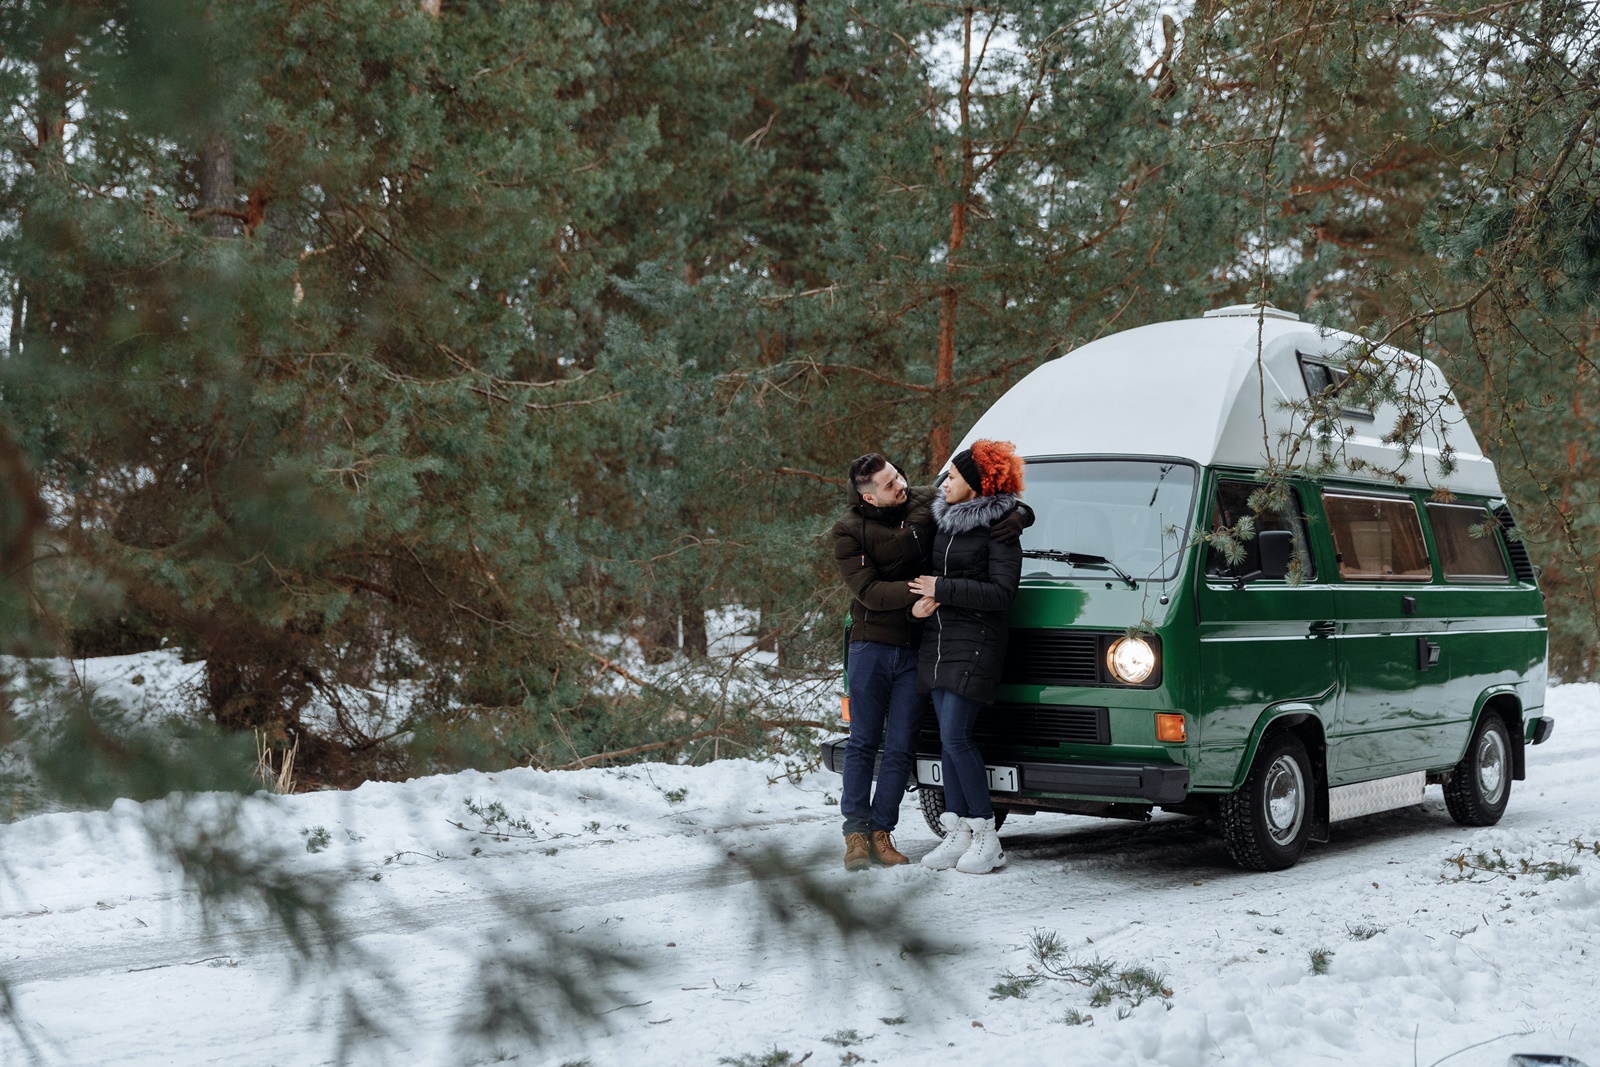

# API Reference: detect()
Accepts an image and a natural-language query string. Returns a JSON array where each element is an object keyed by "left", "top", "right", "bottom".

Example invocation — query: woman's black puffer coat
[{"left": 916, "top": 492, "right": 1024, "bottom": 704}]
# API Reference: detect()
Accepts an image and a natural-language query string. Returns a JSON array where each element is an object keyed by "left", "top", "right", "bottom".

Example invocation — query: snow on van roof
[{"left": 955, "top": 312, "right": 1502, "bottom": 497}]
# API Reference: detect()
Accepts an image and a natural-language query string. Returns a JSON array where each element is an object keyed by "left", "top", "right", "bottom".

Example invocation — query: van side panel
[
  {"left": 1428, "top": 599, "right": 1547, "bottom": 765},
  {"left": 1192, "top": 472, "right": 1340, "bottom": 791},
  {"left": 1318, "top": 488, "right": 1547, "bottom": 782},
  {"left": 1428, "top": 502, "right": 1548, "bottom": 769}
]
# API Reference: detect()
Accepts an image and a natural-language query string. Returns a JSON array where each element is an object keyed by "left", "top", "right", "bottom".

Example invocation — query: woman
[{"left": 908, "top": 439, "right": 1025, "bottom": 875}]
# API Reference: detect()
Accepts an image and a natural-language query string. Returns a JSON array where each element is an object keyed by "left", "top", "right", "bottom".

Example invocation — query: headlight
[{"left": 1106, "top": 636, "right": 1156, "bottom": 685}]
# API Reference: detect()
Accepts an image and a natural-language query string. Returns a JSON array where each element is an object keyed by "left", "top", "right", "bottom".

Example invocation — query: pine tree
[
  {"left": 0, "top": 0, "right": 669, "bottom": 778},
  {"left": 1169, "top": 1, "right": 1600, "bottom": 675},
  {"left": 609, "top": 1, "right": 1248, "bottom": 675}
]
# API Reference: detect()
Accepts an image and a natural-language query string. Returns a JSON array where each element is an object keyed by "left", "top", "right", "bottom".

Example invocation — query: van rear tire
[
  {"left": 919, "top": 787, "right": 1007, "bottom": 836},
  {"left": 1443, "top": 712, "right": 1511, "bottom": 826},
  {"left": 1220, "top": 731, "right": 1312, "bottom": 871}
]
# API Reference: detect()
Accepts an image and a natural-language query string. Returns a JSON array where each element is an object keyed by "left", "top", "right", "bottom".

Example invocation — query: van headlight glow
[{"left": 1107, "top": 636, "right": 1157, "bottom": 685}]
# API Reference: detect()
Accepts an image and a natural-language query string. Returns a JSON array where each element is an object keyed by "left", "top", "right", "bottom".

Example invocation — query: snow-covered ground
[{"left": 2, "top": 674, "right": 1598, "bottom": 1066}]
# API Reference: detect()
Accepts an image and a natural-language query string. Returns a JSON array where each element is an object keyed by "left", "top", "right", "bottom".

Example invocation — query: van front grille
[
  {"left": 1003, "top": 629, "right": 1103, "bottom": 685},
  {"left": 1000, "top": 628, "right": 1162, "bottom": 688},
  {"left": 918, "top": 702, "right": 1110, "bottom": 749}
]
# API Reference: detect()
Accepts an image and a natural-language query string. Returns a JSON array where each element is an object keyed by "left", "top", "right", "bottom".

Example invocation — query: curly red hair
[{"left": 970, "top": 439, "right": 1024, "bottom": 496}]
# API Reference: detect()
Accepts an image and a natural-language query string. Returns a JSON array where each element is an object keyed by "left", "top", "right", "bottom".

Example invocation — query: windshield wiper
[{"left": 1022, "top": 549, "right": 1138, "bottom": 589}]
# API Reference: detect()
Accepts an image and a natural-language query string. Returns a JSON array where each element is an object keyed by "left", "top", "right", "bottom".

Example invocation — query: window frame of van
[
  {"left": 1422, "top": 500, "right": 1514, "bottom": 584},
  {"left": 1201, "top": 472, "right": 1320, "bottom": 585},
  {"left": 1296, "top": 351, "right": 1375, "bottom": 422},
  {"left": 1319, "top": 489, "right": 1436, "bottom": 583}
]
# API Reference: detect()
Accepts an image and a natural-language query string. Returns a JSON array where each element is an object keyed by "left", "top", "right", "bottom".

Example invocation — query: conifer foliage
[
  {"left": 2, "top": 0, "right": 657, "bottom": 781},
  {"left": 2, "top": 0, "right": 1598, "bottom": 798}
]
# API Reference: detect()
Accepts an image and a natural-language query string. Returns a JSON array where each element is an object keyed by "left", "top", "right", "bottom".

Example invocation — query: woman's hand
[
  {"left": 911, "top": 596, "right": 939, "bottom": 618},
  {"left": 908, "top": 575, "right": 938, "bottom": 597}
]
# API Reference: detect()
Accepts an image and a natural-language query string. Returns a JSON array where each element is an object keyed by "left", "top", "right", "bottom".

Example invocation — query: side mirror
[{"left": 1258, "top": 530, "right": 1294, "bottom": 581}]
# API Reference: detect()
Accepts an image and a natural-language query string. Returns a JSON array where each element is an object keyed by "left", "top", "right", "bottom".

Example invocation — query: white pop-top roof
[{"left": 955, "top": 309, "right": 1502, "bottom": 497}]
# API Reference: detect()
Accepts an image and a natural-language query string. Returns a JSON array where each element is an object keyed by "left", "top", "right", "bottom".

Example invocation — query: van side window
[
  {"left": 1206, "top": 480, "right": 1316, "bottom": 580},
  {"left": 1322, "top": 493, "right": 1432, "bottom": 581},
  {"left": 1426, "top": 503, "right": 1510, "bottom": 582}
]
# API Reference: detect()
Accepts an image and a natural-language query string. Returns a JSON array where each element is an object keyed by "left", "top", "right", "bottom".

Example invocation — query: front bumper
[{"left": 819, "top": 736, "right": 1190, "bottom": 805}]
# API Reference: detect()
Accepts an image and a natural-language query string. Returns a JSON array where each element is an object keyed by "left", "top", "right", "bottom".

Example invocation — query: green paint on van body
[{"left": 976, "top": 468, "right": 1547, "bottom": 810}]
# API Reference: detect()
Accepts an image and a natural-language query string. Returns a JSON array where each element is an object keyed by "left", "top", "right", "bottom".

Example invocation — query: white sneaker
[
  {"left": 955, "top": 816, "right": 1006, "bottom": 874},
  {"left": 919, "top": 812, "right": 972, "bottom": 870}
]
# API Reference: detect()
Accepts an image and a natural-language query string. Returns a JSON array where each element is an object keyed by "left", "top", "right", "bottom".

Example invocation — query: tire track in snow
[{"left": 3, "top": 813, "right": 838, "bottom": 986}]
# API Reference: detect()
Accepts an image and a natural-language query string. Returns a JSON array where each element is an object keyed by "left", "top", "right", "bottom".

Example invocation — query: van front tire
[
  {"left": 919, "top": 787, "right": 1006, "bottom": 836},
  {"left": 1443, "top": 712, "right": 1511, "bottom": 826},
  {"left": 1220, "top": 731, "right": 1312, "bottom": 871}
]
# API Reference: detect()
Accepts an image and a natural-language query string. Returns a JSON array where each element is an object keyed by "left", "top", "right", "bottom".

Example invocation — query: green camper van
[{"left": 822, "top": 305, "right": 1553, "bottom": 870}]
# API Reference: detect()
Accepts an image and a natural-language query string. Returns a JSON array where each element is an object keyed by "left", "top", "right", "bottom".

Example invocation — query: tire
[
  {"left": 1220, "top": 730, "right": 1313, "bottom": 871},
  {"left": 919, "top": 787, "right": 1007, "bottom": 836},
  {"left": 1443, "top": 712, "right": 1511, "bottom": 826}
]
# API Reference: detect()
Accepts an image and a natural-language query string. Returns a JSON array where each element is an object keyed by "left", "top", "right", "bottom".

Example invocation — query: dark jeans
[
  {"left": 841, "top": 640, "right": 921, "bottom": 836},
  {"left": 932, "top": 688, "right": 993, "bottom": 819}
]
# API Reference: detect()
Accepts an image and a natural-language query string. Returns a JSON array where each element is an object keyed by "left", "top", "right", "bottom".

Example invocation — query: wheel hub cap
[
  {"left": 1477, "top": 730, "right": 1507, "bottom": 804},
  {"left": 1264, "top": 756, "right": 1305, "bottom": 845}
]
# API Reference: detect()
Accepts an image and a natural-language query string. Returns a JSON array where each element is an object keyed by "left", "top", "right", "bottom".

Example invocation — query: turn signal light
[
  {"left": 1155, "top": 713, "right": 1187, "bottom": 743},
  {"left": 841, "top": 696, "right": 851, "bottom": 724}
]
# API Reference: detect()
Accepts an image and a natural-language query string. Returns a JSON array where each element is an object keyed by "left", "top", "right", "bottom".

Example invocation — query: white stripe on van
[{"left": 1199, "top": 627, "right": 1546, "bottom": 644}]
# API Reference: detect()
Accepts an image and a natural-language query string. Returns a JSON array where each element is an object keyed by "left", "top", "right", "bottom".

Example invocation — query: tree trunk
[
  {"left": 200, "top": 131, "right": 238, "bottom": 237},
  {"left": 792, "top": 0, "right": 810, "bottom": 85},
  {"left": 35, "top": 20, "right": 72, "bottom": 153},
  {"left": 680, "top": 593, "right": 708, "bottom": 657},
  {"left": 636, "top": 595, "right": 680, "bottom": 664},
  {"left": 932, "top": 201, "right": 967, "bottom": 463},
  {"left": 930, "top": 7, "right": 975, "bottom": 464},
  {"left": 7, "top": 280, "right": 22, "bottom": 358}
]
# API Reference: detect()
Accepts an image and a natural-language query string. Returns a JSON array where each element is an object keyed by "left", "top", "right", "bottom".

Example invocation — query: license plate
[{"left": 916, "top": 758, "right": 1019, "bottom": 794}]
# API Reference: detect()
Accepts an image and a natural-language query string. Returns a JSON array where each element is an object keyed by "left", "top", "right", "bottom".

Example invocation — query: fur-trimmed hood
[{"left": 933, "top": 492, "right": 1018, "bottom": 535}]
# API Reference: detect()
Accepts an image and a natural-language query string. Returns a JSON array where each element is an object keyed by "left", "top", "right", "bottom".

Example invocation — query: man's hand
[
  {"left": 990, "top": 501, "right": 1034, "bottom": 544},
  {"left": 908, "top": 575, "right": 937, "bottom": 597},
  {"left": 911, "top": 596, "right": 938, "bottom": 619}
]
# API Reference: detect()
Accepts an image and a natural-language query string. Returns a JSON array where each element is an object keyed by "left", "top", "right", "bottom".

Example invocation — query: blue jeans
[
  {"left": 932, "top": 689, "right": 993, "bottom": 819},
  {"left": 841, "top": 640, "right": 921, "bottom": 836}
]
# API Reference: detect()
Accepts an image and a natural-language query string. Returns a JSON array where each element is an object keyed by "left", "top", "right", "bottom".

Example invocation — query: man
[{"left": 831, "top": 453, "right": 1029, "bottom": 871}]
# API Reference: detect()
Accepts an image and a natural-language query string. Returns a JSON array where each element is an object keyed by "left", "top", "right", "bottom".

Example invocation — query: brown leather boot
[
  {"left": 844, "top": 832, "right": 873, "bottom": 871},
  {"left": 871, "top": 830, "right": 910, "bottom": 866}
]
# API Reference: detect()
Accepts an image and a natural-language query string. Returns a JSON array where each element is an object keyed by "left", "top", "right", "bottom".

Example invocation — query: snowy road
[{"left": 3, "top": 684, "right": 1598, "bottom": 1066}]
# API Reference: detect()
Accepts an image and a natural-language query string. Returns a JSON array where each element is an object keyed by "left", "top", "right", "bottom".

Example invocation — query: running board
[{"left": 1328, "top": 772, "right": 1425, "bottom": 822}]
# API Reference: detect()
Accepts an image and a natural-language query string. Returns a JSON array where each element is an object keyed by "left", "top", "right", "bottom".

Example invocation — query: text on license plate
[{"left": 916, "top": 758, "right": 1018, "bottom": 793}]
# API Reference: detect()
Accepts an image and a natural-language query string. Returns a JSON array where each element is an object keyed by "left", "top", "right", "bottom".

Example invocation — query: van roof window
[{"left": 1297, "top": 352, "right": 1374, "bottom": 421}]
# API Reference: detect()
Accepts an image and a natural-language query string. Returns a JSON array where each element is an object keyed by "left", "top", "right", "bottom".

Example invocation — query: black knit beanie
[{"left": 950, "top": 448, "right": 984, "bottom": 496}]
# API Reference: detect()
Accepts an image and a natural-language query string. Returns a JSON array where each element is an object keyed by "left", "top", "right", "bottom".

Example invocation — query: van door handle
[{"left": 1309, "top": 620, "right": 1336, "bottom": 636}]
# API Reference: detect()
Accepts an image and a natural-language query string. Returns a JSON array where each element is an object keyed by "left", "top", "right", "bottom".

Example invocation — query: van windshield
[{"left": 1020, "top": 460, "right": 1198, "bottom": 583}]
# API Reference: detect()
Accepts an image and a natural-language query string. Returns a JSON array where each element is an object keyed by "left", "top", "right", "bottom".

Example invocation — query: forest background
[{"left": 3, "top": 0, "right": 1599, "bottom": 795}]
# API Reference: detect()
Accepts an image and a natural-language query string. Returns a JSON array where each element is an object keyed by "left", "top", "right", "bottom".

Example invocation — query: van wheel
[
  {"left": 1443, "top": 712, "right": 1511, "bottom": 826},
  {"left": 1220, "top": 731, "right": 1312, "bottom": 871},
  {"left": 919, "top": 788, "right": 1007, "bottom": 836}
]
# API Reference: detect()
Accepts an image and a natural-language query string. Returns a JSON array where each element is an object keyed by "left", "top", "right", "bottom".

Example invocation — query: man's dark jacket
[
  {"left": 831, "top": 486, "right": 939, "bottom": 648},
  {"left": 916, "top": 493, "right": 1023, "bottom": 704}
]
